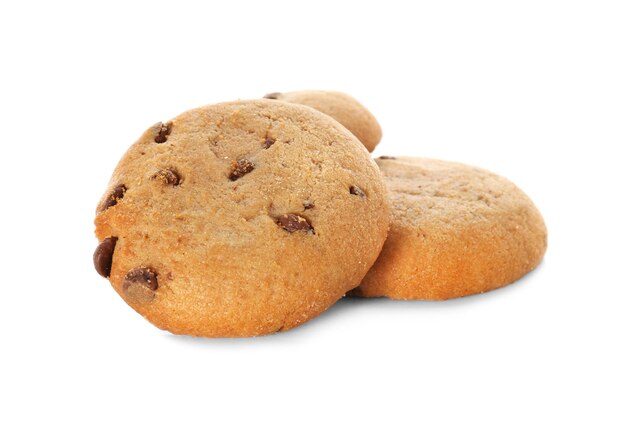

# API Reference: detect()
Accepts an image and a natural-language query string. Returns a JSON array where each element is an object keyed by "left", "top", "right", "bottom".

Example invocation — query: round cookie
[
  {"left": 93, "top": 100, "right": 390, "bottom": 337},
  {"left": 263, "top": 90, "right": 382, "bottom": 152},
  {"left": 351, "top": 156, "right": 547, "bottom": 300}
]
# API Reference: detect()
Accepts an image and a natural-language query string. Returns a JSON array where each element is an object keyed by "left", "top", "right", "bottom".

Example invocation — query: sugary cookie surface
[
  {"left": 94, "top": 100, "right": 390, "bottom": 337},
  {"left": 264, "top": 91, "right": 382, "bottom": 152},
  {"left": 353, "top": 156, "right": 547, "bottom": 300}
]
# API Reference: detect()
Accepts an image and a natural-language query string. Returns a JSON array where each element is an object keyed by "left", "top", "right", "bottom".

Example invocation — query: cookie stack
[{"left": 93, "top": 91, "right": 547, "bottom": 337}]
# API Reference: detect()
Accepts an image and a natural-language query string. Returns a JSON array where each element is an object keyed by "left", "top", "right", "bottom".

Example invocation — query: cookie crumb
[{"left": 378, "top": 156, "right": 396, "bottom": 160}]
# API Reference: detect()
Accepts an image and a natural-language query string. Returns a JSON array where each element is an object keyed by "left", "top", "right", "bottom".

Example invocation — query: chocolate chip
[
  {"left": 350, "top": 185, "right": 366, "bottom": 198},
  {"left": 263, "top": 137, "right": 276, "bottom": 149},
  {"left": 229, "top": 159, "right": 255, "bottom": 181},
  {"left": 100, "top": 184, "right": 127, "bottom": 211},
  {"left": 123, "top": 267, "right": 158, "bottom": 291},
  {"left": 263, "top": 92, "right": 282, "bottom": 100},
  {"left": 378, "top": 156, "right": 396, "bottom": 160},
  {"left": 152, "top": 168, "right": 181, "bottom": 186},
  {"left": 93, "top": 237, "right": 118, "bottom": 278},
  {"left": 154, "top": 121, "right": 173, "bottom": 143},
  {"left": 303, "top": 201, "right": 315, "bottom": 210},
  {"left": 276, "top": 214, "right": 314, "bottom": 233}
]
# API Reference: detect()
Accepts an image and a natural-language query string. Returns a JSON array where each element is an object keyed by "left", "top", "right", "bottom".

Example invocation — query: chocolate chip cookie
[
  {"left": 263, "top": 91, "right": 382, "bottom": 152},
  {"left": 351, "top": 157, "right": 547, "bottom": 300},
  {"left": 93, "top": 100, "right": 390, "bottom": 337}
]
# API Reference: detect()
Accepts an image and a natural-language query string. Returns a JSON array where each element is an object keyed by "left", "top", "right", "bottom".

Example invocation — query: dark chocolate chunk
[
  {"left": 100, "top": 184, "right": 127, "bottom": 211},
  {"left": 93, "top": 237, "right": 118, "bottom": 278},
  {"left": 229, "top": 159, "right": 255, "bottom": 181},
  {"left": 154, "top": 121, "right": 173, "bottom": 143},
  {"left": 123, "top": 267, "right": 158, "bottom": 291},
  {"left": 350, "top": 185, "right": 366, "bottom": 198},
  {"left": 303, "top": 201, "right": 315, "bottom": 210},
  {"left": 263, "top": 137, "right": 276, "bottom": 149},
  {"left": 276, "top": 214, "right": 314, "bottom": 233},
  {"left": 263, "top": 92, "right": 282, "bottom": 100},
  {"left": 152, "top": 168, "right": 181, "bottom": 186}
]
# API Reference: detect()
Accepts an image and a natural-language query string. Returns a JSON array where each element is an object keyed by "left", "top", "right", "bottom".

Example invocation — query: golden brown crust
[
  {"left": 352, "top": 156, "right": 547, "bottom": 300},
  {"left": 263, "top": 91, "right": 382, "bottom": 152},
  {"left": 94, "top": 100, "right": 390, "bottom": 337}
]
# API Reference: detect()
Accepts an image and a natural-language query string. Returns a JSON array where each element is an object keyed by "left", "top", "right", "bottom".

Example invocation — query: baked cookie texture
[
  {"left": 94, "top": 100, "right": 390, "bottom": 337},
  {"left": 263, "top": 91, "right": 382, "bottom": 152},
  {"left": 352, "top": 157, "right": 547, "bottom": 300}
]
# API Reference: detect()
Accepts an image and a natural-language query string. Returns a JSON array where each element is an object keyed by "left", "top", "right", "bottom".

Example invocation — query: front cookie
[
  {"left": 94, "top": 100, "right": 390, "bottom": 337},
  {"left": 352, "top": 156, "right": 547, "bottom": 300}
]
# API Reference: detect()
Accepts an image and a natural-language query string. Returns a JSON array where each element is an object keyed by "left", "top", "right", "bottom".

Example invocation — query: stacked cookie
[{"left": 93, "top": 91, "right": 547, "bottom": 337}]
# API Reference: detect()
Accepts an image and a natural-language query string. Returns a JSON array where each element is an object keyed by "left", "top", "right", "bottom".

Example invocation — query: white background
[{"left": 1, "top": 1, "right": 624, "bottom": 423}]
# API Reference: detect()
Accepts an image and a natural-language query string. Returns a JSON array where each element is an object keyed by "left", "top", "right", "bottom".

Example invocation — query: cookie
[
  {"left": 263, "top": 90, "right": 382, "bottom": 152},
  {"left": 351, "top": 157, "right": 547, "bottom": 300},
  {"left": 93, "top": 100, "right": 390, "bottom": 337}
]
